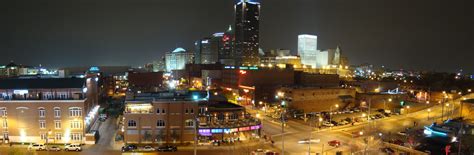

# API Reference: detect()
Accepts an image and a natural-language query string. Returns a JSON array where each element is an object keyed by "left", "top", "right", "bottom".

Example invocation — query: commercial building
[
  {"left": 298, "top": 34, "right": 318, "bottom": 68},
  {"left": 165, "top": 48, "right": 194, "bottom": 72},
  {"left": 234, "top": 0, "right": 260, "bottom": 65},
  {"left": 277, "top": 87, "right": 356, "bottom": 113},
  {"left": 127, "top": 71, "right": 164, "bottom": 92},
  {"left": 0, "top": 77, "right": 99, "bottom": 144}
]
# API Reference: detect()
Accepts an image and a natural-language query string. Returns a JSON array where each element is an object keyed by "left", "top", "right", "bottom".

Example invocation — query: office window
[
  {"left": 54, "top": 108, "right": 61, "bottom": 117},
  {"left": 128, "top": 120, "right": 137, "bottom": 127},
  {"left": 39, "top": 108, "right": 46, "bottom": 118},
  {"left": 69, "top": 108, "right": 82, "bottom": 117},
  {"left": 157, "top": 120, "right": 165, "bottom": 127},
  {"left": 54, "top": 120, "right": 61, "bottom": 129},
  {"left": 39, "top": 120, "right": 46, "bottom": 129}
]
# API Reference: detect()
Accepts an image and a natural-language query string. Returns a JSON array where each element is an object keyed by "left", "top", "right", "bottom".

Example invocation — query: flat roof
[{"left": 0, "top": 78, "right": 85, "bottom": 89}]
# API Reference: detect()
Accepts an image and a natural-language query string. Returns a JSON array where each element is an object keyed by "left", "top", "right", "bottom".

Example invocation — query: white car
[
  {"left": 48, "top": 146, "right": 61, "bottom": 151},
  {"left": 142, "top": 146, "right": 155, "bottom": 152},
  {"left": 28, "top": 143, "right": 46, "bottom": 151},
  {"left": 64, "top": 144, "right": 82, "bottom": 151},
  {"left": 298, "top": 138, "right": 321, "bottom": 144},
  {"left": 322, "top": 121, "right": 334, "bottom": 127},
  {"left": 397, "top": 131, "right": 407, "bottom": 136}
]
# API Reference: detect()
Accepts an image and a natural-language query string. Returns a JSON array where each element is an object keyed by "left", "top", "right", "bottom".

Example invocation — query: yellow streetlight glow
[
  {"left": 319, "top": 117, "right": 323, "bottom": 122},
  {"left": 468, "top": 89, "right": 472, "bottom": 93},
  {"left": 406, "top": 106, "right": 410, "bottom": 109},
  {"left": 427, "top": 108, "right": 431, "bottom": 112},
  {"left": 362, "top": 113, "right": 366, "bottom": 117},
  {"left": 359, "top": 131, "right": 364, "bottom": 135},
  {"left": 335, "top": 104, "right": 339, "bottom": 108},
  {"left": 388, "top": 98, "right": 392, "bottom": 102}
]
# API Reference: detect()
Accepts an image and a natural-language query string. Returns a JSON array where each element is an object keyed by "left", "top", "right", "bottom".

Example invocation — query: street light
[
  {"left": 468, "top": 89, "right": 472, "bottom": 93},
  {"left": 427, "top": 108, "right": 431, "bottom": 120},
  {"left": 330, "top": 104, "right": 339, "bottom": 129},
  {"left": 406, "top": 106, "right": 410, "bottom": 115}
]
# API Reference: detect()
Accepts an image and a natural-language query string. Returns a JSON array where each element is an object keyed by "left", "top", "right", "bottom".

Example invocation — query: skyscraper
[
  {"left": 165, "top": 47, "right": 194, "bottom": 72},
  {"left": 219, "top": 25, "right": 235, "bottom": 65},
  {"left": 234, "top": 0, "right": 260, "bottom": 66},
  {"left": 298, "top": 34, "right": 318, "bottom": 68}
]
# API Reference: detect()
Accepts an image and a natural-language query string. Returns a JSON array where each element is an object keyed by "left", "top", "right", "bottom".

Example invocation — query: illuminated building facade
[
  {"left": 0, "top": 77, "right": 99, "bottom": 144},
  {"left": 235, "top": 0, "right": 260, "bottom": 65},
  {"left": 298, "top": 34, "right": 318, "bottom": 68},
  {"left": 219, "top": 26, "right": 235, "bottom": 65},
  {"left": 165, "top": 47, "right": 194, "bottom": 72}
]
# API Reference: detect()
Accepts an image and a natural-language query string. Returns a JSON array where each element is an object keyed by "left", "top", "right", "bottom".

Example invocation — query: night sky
[{"left": 1, "top": 0, "right": 473, "bottom": 73}]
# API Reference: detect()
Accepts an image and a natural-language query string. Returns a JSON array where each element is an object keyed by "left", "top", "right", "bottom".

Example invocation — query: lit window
[
  {"left": 128, "top": 120, "right": 137, "bottom": 127},
  {"left": 54, "top": 120, "right": 61, "bottom": 129},
  {"left": 39, "top": 120, "right": 46, "bottom": 129},
  {"left": 157, "top": 120, "right": 165, "bottom": 127},
  {"left": 185, "top": 119, "right": 194, "bottom": 127}
]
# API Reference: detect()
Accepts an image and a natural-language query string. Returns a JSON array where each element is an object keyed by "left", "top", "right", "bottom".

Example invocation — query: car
[
  {"left": 328, "top": 140, "right": 341, "bottom": 147},
  {"left": 48, "top": 146, "right": 61, "bottom": 151},
  {"left": 251, "top": 149, "right": 279, "bottom": 155},
  {"left": 380, "top": 147, "right": 395, "bottom": 154},
  {"left": 28, "top": 143, "right": 46, "bottom": 151},
  {"left": 338, "top": 120, "right": 349, "bottom": 126},
  {"left": 383, "top": 113, "right": 391, "bottom": 117},
  {"left": 322, "top": 121, "right": 334, "bottom": 127},
  {"left": 122, "top": 144, "right": 138, "bottom": 152},
  {"left": 64, "top": 144, "right": 82, "bottom": 151},
  {"left": 142, "top": 145, "right": 155, "bottom": 152},
  {"left": 297, "top": 138, "right": 321, "bottom": 144},
  {"left": 156, "top": 145, "right": 177, "bottom": 152},
  {"left": 330, "top": 121, "right": 338, "bottom": 126},
  {"left": 397, "top": 131, "right": 407, "bottom": 136}
]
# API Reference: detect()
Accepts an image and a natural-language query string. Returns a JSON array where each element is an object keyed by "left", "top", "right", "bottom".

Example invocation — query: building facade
[
  {"left": 0, "top": 78, "right": 99, "bottom": 144},
  {"left": 234, "top": 1, "right": 260, "bottom": 65},
  {"left": 277, "top": 87, "right": 356, "bottom": 113},
  {"left": 165, "top": 48, "right": 194, "bottom": 72},
  {"left": 298, "top": 34, "right": 318, "bottom": 68}
]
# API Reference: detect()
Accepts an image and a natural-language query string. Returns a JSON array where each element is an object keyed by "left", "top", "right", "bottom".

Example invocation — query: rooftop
[{"left": 0, "top": 78, "right": 86, "bottom": 89}]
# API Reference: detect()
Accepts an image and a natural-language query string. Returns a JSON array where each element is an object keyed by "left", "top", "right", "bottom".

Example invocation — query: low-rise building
[
  {"left": 0, "top": 77, "right": 99, "bottom": 144},
  {"left": 277, "top": 87, "right": 356, "bottom": 113}
]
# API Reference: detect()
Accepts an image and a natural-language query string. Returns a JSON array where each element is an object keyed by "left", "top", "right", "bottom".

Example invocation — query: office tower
[
  {"left": 235, "top": 0, "right": 260, "bottom": 66},
  {"left": 298, "top": 34, "right": 318, "bottom": 68},
  {"left": 165, "top": 48, "right": 194, "bottom": 72}
]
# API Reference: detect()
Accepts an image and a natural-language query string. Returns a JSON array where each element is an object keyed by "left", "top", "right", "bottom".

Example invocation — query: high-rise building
[
  {"left": 219, "top": 25, "right": 235, "bottom": 65},
  {"left": 298, "top": 34, "right": 318, "bottom": 68},
  {"left": 165, "top": 48, "right": 194, "bottom": 72},
  {"left": 235, "top": 0, "right": 260, "bottom": 66}
]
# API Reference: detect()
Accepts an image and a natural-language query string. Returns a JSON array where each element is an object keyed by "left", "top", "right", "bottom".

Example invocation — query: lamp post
[
  {"left": 427, "top": 108, "right": 431, "bottom": 120},
  {"left": 406, "top": 106, "right": 410, "bottom": 115},
  {"left": 329, "top": 104, "right": 339, "bottom": 129}
]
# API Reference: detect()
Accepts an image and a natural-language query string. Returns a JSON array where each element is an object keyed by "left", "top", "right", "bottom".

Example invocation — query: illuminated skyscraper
[
  {"left": 298, "top": 34, "right": 318, "bottom": 68},
  {"left": 234, "top": 0, "right": 260, "bottom": 66},
  {"left": 165, "top": 47, "right": 194, "bottom": 72}
]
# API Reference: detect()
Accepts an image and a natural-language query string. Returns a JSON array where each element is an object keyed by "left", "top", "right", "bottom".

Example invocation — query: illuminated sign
[
  {"left": 239, "top": 66, "right": 249, "bottom": 70},
  {"left": 201, "top": 40, "right": 209, "bottom": 44},
  {"left": 13, "top": 90, "right": 28, "bottom": 95},
  {"left": 89, "top": 66, "right": 100, "bottom": 72},
  {"left": 238, "top": 127, "right": 250, "bottom": 131},
  {"left": 211, "top": 129, "right": 223, "bottom": 133}
]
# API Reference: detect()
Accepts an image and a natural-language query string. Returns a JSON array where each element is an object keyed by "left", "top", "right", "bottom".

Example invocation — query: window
[
  {"left": 157, "top": 120, "right": 165, "bottom": 127},
  {"left": 40, "top": 133, "right": 47, "bottom": 140},
  {"left": 71, "top": 133, "right": 82, "bottom": 141},
  {"left": 3, "top": 132, "right": 8, "bottom": 139},
  {"left": 70, "top": 121, "right": 81, "bottom": 129},
  {"left": 156, "top": 108, "right": 160, "bottom": 114},
  {"left": 2, "top": 119, "right": 7, "bottom": 128},
  {"left": 185, "top": 119, "right": 194, "bottom": 127},
  {"left": 190, "top": 108, "right": 194, "bottom": 114},
  {"left": 128, "top": 120, "right": 137, "bottom": 127},
  {"left": 69, "top": 107, "right": 82, "bottom": 117},
  {"left": 229, "top": 113, "right": 239, "bottom": 120},
  {"left": 39, "top": 120, "right": 46, "bottom": 129},
  {"left": 39, "top": 108, "right": 46, "bottom": 117},
  {"left": 0, "top": 108, "right": 6, "bottom": 117},
  {"left": 161, "top": 109, "right": 166, "bottom": 114},
  {"left": 55, "top": 133, "right": 62, "bottom": 140},
  {"left": 185, "top": 108, "right": 189, "bottom": 114},
  {"left": 54, "top": 120, "right": 61, "bottom": 129},
  {"left": 54, "top": 108, "right": 61, "bottom": 117}
]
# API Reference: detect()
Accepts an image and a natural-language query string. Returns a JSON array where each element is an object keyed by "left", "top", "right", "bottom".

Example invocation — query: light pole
[
  {"left": 406, "top": 106, "right": 410, "bottom": 115},
  {"left": 307, "top": 115, "right": 313, "bottom": 155},
  {"left": 329, "top": 104, "right": 339, "bottom": 129},
  {"left": 427, "top": 108, "right": 431, "bottom": 120}
]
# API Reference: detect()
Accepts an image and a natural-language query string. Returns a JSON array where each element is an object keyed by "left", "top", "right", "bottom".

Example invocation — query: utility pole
[
  {"left": 194, "top": 117, "right": 197, "bottom": 155},
  {"left": 307, "top": 115, "right": 312, "bottom": 155},
  {"left": 281, "top": 109, "right": 285, "bottom": 155}
]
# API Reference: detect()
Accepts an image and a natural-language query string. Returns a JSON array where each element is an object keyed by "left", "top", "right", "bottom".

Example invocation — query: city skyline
[{"left": 1, "top": 0, "right": 472, "bottom": 73}]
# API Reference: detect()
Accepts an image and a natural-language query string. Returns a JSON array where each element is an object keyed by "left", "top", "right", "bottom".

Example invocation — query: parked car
[
  {"left": 142, "top": 145, "right": 155, "bottom": 152},
  {"left": 297, "top": 138, "right": 320, "bottom": 144},
  {"left": 48, "top": 146, "right": 61, "bottom": 151},
  {"left": 322, "top": 121, "right": 334, "bottom": 127},
  {"left": 380, "top": 147, "right": 395, "bottom": 154},
  {"left": 338, "top": 120, "right": 349, "bottom": 126},
  {"left": 156, "top": 145, "right": 177, "bottom": 152},
  {"left": 64, "top": 144, "right": 82, "bottom": 151},
  {"left": 28, "top": 143, "right": 46, "bottom": 151},
  {"left": 328, "top": 140, "right": 341, "bottom": 147},
  {"left": 252, "top": 149, "right": 279, "bottom": 155},
  {"left": 122, "top": 144, "right": 138, "bottom": 152}
]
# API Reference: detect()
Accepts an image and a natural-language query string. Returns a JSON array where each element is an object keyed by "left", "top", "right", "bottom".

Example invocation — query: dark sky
[{"left": 1, "top": 0, "right": 473, "bottom": 73}]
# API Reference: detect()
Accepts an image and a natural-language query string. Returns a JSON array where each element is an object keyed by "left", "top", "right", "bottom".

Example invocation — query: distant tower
[
  {"left": 333, "top": 45, "right": 341, "bottom": 65},
  {"left": 234, "top": 0, "right": 260, "bottom": 66},
  {"left": 298, "top": 34, "right": 318, "bottom": 68}
]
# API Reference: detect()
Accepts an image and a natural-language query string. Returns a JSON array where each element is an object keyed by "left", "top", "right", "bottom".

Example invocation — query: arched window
[
  {"left": 38, "top": 107, "right": 46, "bottom": 117},
  {"left": 54, "top": 107, "right": 61, "bottom": 117},
  {"left": 185, "top": 119, "right": 194, "bottom": 127},
  {"left": 128, "top": 120, "right": 137, "bottom": 127},
  {"left": 157, "top": 120, "right": 165, "bottom": 127},
  {"left": 156, "top": 108, "right": 160, "bottom": 114}
]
